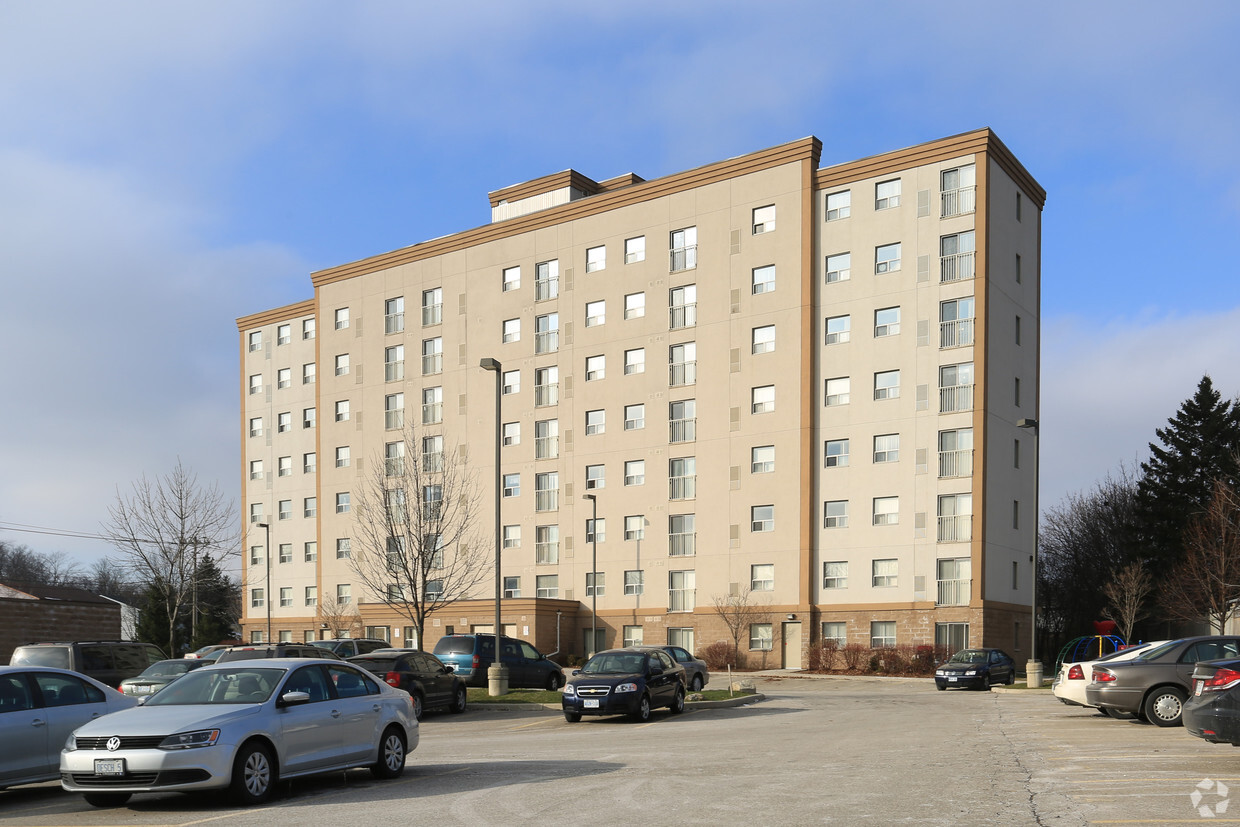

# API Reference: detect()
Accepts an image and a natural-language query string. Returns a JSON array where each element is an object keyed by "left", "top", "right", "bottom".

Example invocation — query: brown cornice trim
[
  {"left": 488, "top": 169, "right": 602, "bottom": 207},
  {"left": 597, "top": 173, "right": 646, "bottom": 192},
  {"left": 236, "top": 299, "right": 315, "bottom": 331},
  {"left": 312, "top": 137, "right": 823, "bottom": 288},
  {"left": 815, "top": 129, "right": 1046, "bottom": 208}
]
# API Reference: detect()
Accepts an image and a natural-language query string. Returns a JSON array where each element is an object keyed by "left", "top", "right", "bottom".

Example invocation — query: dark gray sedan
[
  {"left": 657, "top": 645, "right": 710, "bottom": 691},
  {"left": 1086, "top": 636, "right": 1240, "bottom": 726},
  {"left": 119, "top": 659, "right": 207, "bottom": 697}
]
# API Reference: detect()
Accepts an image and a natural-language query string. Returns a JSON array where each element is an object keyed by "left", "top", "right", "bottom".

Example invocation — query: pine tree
[
  {"left": 134, "top": 581, "right": 176, "bottom": 657},
  {"left": 188, "top": 556, "right": 239, "bottom": 649},
  {"left": 1135, "top": 375, "right": 1240, "bottom": 573}
]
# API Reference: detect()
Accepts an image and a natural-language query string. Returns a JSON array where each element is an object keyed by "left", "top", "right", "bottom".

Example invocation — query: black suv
[
  {"left": 215, "top": 644, "right": 342, "bottom": 663},
  {"left": 9, "top": 641, "right": 166, "bottom": 688},
  {"left": 348, "top": 649, "right": 467, "bottom": 719}
]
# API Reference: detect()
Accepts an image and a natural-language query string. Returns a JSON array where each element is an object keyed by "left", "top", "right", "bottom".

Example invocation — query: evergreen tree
[
  {"left": 1135, "top": 375, "right": 1240, "bottom": 573},
  {"left": 134, "top": 581, "right": 178, "bottom": 657},
  {"left": 188, "top": 556, "right": 239, "bottom": 649}
]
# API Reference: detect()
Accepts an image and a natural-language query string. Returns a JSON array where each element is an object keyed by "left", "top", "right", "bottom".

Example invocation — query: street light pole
[
  {"left": 1017, "top": 418, "right": 1040, "bottom": 687},
  {"left": 256, "top": 522, "right": 271, "bottom": 643},
  {"left": 479, "top": 357, "right": 508, "bottom": 696},
  {"left": 583, "top": 493, "right": 598, "bottom": 657}
]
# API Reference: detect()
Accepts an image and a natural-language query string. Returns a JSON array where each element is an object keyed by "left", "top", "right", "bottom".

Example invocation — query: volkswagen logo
[{"left": 106, "top": 737, "right": 121, "bottom": 751}]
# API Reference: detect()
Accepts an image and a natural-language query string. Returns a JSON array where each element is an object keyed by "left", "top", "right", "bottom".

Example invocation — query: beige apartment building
[{"left": 236, "top": 128, "right": 1043, "bottom": 667}]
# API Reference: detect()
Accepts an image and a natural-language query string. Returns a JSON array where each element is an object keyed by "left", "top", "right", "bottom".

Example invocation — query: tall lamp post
[
  {"left": 1017, "top": 418, "right": 1040, "bottom": 687},
  {"left": 583, "top": 493, "right": 598, "bottom": 657},
  {"left": 479, "top": 357, "right": 508, "bottom": 696},
  {"left": 256, "top": 522, "right": 272, "bottom": 643}
]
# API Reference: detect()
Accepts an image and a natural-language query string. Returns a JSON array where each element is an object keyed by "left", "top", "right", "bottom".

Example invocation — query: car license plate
[
  {"left": 94, "top": 759, "right": 125, "bottom": 776},
  {"left": 134, "top": 685, "right": 151, "bottom": 694},
  {"left": 948, "top": 677, "right": 957, "bottom": 682},
  {"left": 584, "top": 699, "right": 600, "bottom": 708}
]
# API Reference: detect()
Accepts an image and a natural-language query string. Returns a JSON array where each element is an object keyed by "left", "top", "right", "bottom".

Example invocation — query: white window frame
[
  {"left": 823, "top": 500, "right": 848, "bottom": 529},
  {"left": 752, "top": 204, "right": 776, "bottom": 234},
  {"left": 825, "top": 189, "right": 851, "bottom": 221}
]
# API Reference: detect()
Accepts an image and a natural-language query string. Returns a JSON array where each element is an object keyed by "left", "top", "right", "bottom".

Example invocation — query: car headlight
[
  {"left": 64, "top": 732, "right": 78, "bottom": 751},
  {"left": 159, "top": 729, "right": 220, "bottom": 750},
  {"left": 965, "top": 670, "right": 977, "bottom": 676},
  {"left": 935, "top": 670, "right": 946, "bottom": 677},
  {"left": 563, "top": 683, "right": 576, "bottom": 697},
  {"left": 614, "top": 682, "right": 639, "bottom": 693}
]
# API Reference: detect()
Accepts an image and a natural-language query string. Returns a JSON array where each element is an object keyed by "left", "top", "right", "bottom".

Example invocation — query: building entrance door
[{"left": 782, "top": 622, "right": 802, "bottom": 669}]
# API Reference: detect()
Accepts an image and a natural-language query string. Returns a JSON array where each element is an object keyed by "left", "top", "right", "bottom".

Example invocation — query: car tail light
[
  {"left": 1093, "top": 670, "right": 1116, "bottom": 682},
  {"left": 1200, "top": 667, "right": 1240, "bottom": 693},
  {"left": 472, "top": 655, "right": 480, "bottom": 669},
  {"left": 1068, "top": 665, "right": 1084, "bottom": 680},
  {"left": 385, "top": 671, "right": 401, "bottom": 688}
]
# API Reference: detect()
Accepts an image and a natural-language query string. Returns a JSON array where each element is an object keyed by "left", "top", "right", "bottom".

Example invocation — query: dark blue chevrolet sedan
[
  {"left": 562, "top": 647, "right": 686, "bottom": 723},
  {"left": 934, "top": 648, "right": 1016, "bottom": 691}
]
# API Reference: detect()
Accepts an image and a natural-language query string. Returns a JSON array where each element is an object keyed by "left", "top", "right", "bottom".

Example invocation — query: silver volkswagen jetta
[{"left": 60, "top": 658, "right": 417, "bottom": 807}]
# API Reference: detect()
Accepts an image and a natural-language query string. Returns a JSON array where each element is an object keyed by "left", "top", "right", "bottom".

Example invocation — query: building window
[
  {"left": 669, "top": 284, "right": 697, "bottom": 329},
  {"left": 874, "top": 370, "right": 900, "bottom": 400},
  {"left": 536, "top": 575, "right": 559, "bottom": 598},
  {"left": 384, "top": 442, "right": 404, "bottom": 476},
  {"left": 825, "top": 377, "right": 850, "bottom": 407},
  {"left": 336, "top": 446, "right": 350, "bottom": 468},
  {"left": 250, "top": 545, "right": 263, "bottom": 565},
  {"left": 825, "top": 252, "right": 850, "bottom": 284},
  {"left": 824, "top": 438, "right": 849, "bottom": 468},
  {"left": 277, "top": 367, "right": 291, "bottom": 389},
  {"left": 534, "top": 366, "right": 558, "bottom": 407},
  {"left": 385, "top": 393, "right": 404, "bottom": 430},
  {"left": 248, "top": 417, "right": 263, "bottom": 438},
  {"left": 825, "top": 190, "right": 850, "bottom": 221},
  {"left": 669, "top": 514, "right": 695, "bottom": 557},
  {"left": 585, "top": 300, "right": 605, "bottom": 327},
  {"left": 940, "top": 231, "right": 976, "bottom": 283},
  {"left": 534, "top": 419, "right": 558, "bottom": 459},
  {"left": 624, "top": 460, "right": 645, "bottom": 486},
  {"left": 871, "top": 621, "right": 896, "bottom": 648},
  {"left": 303, "top": 407, "right": 315, "bottom": 429},
  {"left": 872, "top": 497, "right": 898, "bottom": 526},
  {"left": 303, "top": 363, "right": 315, "bottom": 384},
  {"left": 624, "top": 515, "right": 645, "bottom": 541},
  {"left": 503, "top": 473, "right": 520, "bottom": 498},
  {"left": 872, "top": 559, "right": 897, "bottom": 588},
  {"left": 874, "top": 307, "right": 900, "bottom": 338},
  {"left": 624, "top": 625, "right": 644, "bottom": 646},
  {"left": 535, "top": 313, "right": 559, "bottom": 354},
  {"left": 585, "top": 409, "right": 605, "bottom": 436},
  {"left": 823, "top": 561, "right": 847, "bottom": 589},
  {"left": 535, "top": 259, "right": 559, "bottom": 302},
  {"left": 1015, "top": 376, "right": 1021, "bottom": 408},
  {"left": 875, "top": 179, "right": 901, "bottom": 210},
  {"left": 940, "top": 297, "right": 975, "bottom": 348},
  {"left": 941, "top": 164, "right": 976, "bottom": 216},
  {"left": 249, "top": 460, "right": 263, "bottom": 481},
  {"left": 751, "top": 505, "right": 774, "bottom": 533},
  {"left": 502, "top": 318, "right": 520, "bottom": 343},
  {"left": 504, "top": 576, "right": 521, "bottom": 598},
  {"left": 336, "top": 492, "right": 351, "bottom": 514},
  {"left": 280, "top": 587, "right": 292, "bottom": 607},
  {"left": 304, "top": 496, "right": 317, "bottom": 517},
  {"left": 822, "top": 622, "right": 847, "bottom": 646},
  {"left": 304, "top": 541, "right": 316, "bottom": 562},
  {"left": 535, "top": 525, "right": 559, "bottom": 564},
  {"left": 751, "top": 564, "right": 774, "bottom": 592},
  {"left": 422, "top": 386, "right": 443, "bottom": 425},
  {"left": 277, "top": 412, "right": 292, "bottom": 433},
  {"left": 302, "top": 318, "right": 315, "bottom": 340},
  {"left": 670, "top": 227, "right": 697, "bottom": 271},
  {"left": 873, "top": 434, "right": 899, "bottom": 464},
  {"left": 500, "top": 525, "right": 521, "bottom": 551},
  {"left": 248, "top": 374, "right": 262, "bottom": 396},
  {"left": 502, "top": 421, "right": 520, "bottom": 447},
  {"left": 752, "top": 325, "right": 775, "bottom": 354},
  {"left": 422, "top": 337, "right": 443, "bottom": 375},
  {"left": 305, "top": 586, "right": 317, "bottom": 607},
  {"left": 1015, "top": 315, "right": 1022, "bottom": 346},
  {"left": 624, "top": 571, "right": 644, "bottom": 596},
  {"left": 939, "top": 363, "right": 974, "bottom": 413},
  {"left": 751, "top": 385, "right": 775, "bottom": 414},
  {"left": 248, "top": 330, "right": 262, "bottom": 352},
  {"left": 337, "top": 584, "right": 352, "bottom": 605},
  {"left": 277, "top": 456, "right": 292, "bottom": 477},
  {"left": 251, "top": 589, "right": 264, "bottom": 608},
  {"left": 585, "top": 354, "right": 605, "bottom": 381},
  {"left": 422, "top": 288, "right": 442, "bottom": 326},
  {"left": 336, "top": 538, "right": 351, "bottom": 559},
  {"left": 938, "top": 493, "right": 973, "bottom": 543},
  {"left": 624, "top": 348, "right": 645, "bottom": 375},
  {"left": 624, "top": 292, "right": 645, "bottom": 320},
  {"left": 502, "top": 369, "right": 520, "bottom": 395},
  {"left": 249, "top": 503, "right": 264, "bottom": 525},
  {"left": 749, "top": 623, "right": 774, "bottom": 651},
  {"left": 669, "top": 399, "right": 695, "bottom": 443},
  {"left": 751, "top": 445, "right": 774, "bottom": 474},
  {"left": 669, "top": 342, "right": 697, "bottom": 387},
  {"left": 752, "top": 264, "right": 775, "bottom": 294},
  {"left": 502, "top": 265, "right": 520, "bottom": 292},
  {"left": 669, "top": 456, "right": 696, "bottom": 501},
  {"left": 585, "top": 571, "right": 605, "bottom": 597},
  {"left": 825, "top": 315, "right": 850, "bottom": 345},
  {"left": 385, "top": 345, "right": 405, "bottom": 382},
  {"left": 585, "top": 464, "right": 605, "bottom": 490},
  {"left": 875, "top": 242, "right": 901, "bottom": 274},
  {"left": 535, "top": 472, "right": 559, "bottom": 513},
  {"left": 423, "top": 484, "right": 443, "bottom": 521},
  {"left": 334, "top": 307, "right": 350, "bottom": 330},
  {"left": 385, "top": 296, "right": 405, "bottom": 334},
  {"left": 669, "top": 570, "right": 696, "bottom": 612},
  {"left": 623, "top": 403, "right": 645, "bottom": 431},
  {"left": 586, "top": 245, "right": 606, "bottom": 273},
  {"left": 752, "top": 204, "right": 776, "bottom": 234},
  {"left": 823, "top": 500, "right": 848, "bottom": 528},
  {"left": 625, "top": 236, "right": 645, "bottom": 264}
]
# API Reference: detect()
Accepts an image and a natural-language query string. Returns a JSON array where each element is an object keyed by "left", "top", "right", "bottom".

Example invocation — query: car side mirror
[
  {"left": 571, "top": 669, "right": 581, "bottom": 677},
  {"left": 279, "top": 690, "right": 311, "bottom": 707},
  {"left": 649, "top": 666, "right": 664, "bottom": 676}
]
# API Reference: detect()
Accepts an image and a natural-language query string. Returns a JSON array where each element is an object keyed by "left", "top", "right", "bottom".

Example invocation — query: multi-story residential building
[{"left": 237, "top": 128, "right": 1043, "bottom": 667}]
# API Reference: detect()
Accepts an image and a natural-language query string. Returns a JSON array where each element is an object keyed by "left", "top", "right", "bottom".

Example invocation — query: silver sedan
[{"left": 61, "top": 658, "right": 417, "bottom": 807}]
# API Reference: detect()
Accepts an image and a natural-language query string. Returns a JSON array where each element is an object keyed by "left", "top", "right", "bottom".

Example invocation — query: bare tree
[
  {"left": 349, "top": 426, "right": 489, "bottom": 649},
  {"left": 1102, "top": 560, "right": 1154, "bottom": 642},
  {"left": 711, "top": 585, "right": 770, "bottom": 665},
  {"left": 0, "top": 541, "right": 83, "bottom": 588},
  {"left": 100, "top": 459, "right": 235, "bottom": 656},
  {"left": 1160, "top": 478, "right": 1240, "bottom": 633},
  {"left": 317, "top": 595, "right": 363, "bottom": 639}
]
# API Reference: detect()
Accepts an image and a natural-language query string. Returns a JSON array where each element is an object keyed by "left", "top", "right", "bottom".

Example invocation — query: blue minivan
[{"left": 431, "top": 635, "right": 563, "bottom": 689}]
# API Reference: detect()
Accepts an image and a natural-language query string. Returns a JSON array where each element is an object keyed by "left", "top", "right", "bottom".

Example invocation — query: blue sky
[{"left": 2, "top": 1, "right": 1239, "bottom": 567}]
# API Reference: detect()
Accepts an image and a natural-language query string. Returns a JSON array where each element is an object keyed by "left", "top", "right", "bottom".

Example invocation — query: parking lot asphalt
[{"left": 4, "top": 673, "right": 1240, "bottom": 826}]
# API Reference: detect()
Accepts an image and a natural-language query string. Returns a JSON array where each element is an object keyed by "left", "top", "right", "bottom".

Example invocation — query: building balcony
[
  {"left": 940, "top": 251, "right": 975, "bottom": 283},
  {"left": 936, "top": 578, "right": 971, "bottom": 606},
  {"left": 938, "top": 449, "right": 974, "bottom": 479},
  {"left": 937, "top": 515, "right": 973, "bottom": 543},
  {"left": 941, "top": 186, "right": 976, "bottom": 217},
  {"left": 940, "top": 384, "right": 974, "bottom": 413},
  {"left": 940, "top": 318, "right": 974, "bottom": 349}
]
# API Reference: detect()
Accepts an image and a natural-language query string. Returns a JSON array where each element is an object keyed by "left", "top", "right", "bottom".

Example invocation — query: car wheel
[
  {"left": 1007, "top": 671, "right": 1016, "bottom": 686},
  {"left": 980, "top": 674, "right": 992, "bottom": 691},
  {"left": 410, "top": 691, "right": 425, "bottom": 721},
  {"left": 630, "top": 694, "right": 652, "bottom": 723},
  {"left": 1144, "top": 687, "right": 1187, "bottom": 727},
  {"left": 936, "top": 683, "right": 946, "bottom": 691},
  {"left": 230, "top": 741, "right": 275, "bottom": 806},
  {"left": 546, "top": 670, "right": 564, "bottom": 691},
  {"left": 83, "top": 793, "right": 132, "bottom": 808},
  {"left": 449, "top": 685, "right": 467, "bottom": 714},
  {"left": 564, "top": 711, "right": 582, "bottom": 723},
  {"left": 670, "top": 686, "right": 686, "bottom": 715},
  {"left": 690, "top": 674, "right": 704, "bottom": 692},
  {"left": 370, "top": 725, "right": 406, "bottom": 779}
]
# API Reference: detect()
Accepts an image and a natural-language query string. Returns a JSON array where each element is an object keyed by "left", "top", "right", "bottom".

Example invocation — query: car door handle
[
  {"left": 372, "top": 704, "right": 382, "bottom": 712},
  {"left": 32, "top": 718, "right": 47, "bottom": 728},
  {"left": 331, "top": 709, "right": 341, "bottom": 718}
]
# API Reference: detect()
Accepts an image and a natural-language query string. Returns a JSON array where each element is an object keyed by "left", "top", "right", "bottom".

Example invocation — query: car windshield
[
  {"left": 433, "top": 637, "right": 475, "bottom": 655},
  {"left": 582, "top": 653, "right": 647, "bottom": 674},
  {"left": 11, "top": 648, "right": 70, "bottom": 669},
  {"left": 948, "top": 650, "right": 989, "bottom": 664},
  {"left": 351, "top": 658, "right": 395, "bottom": 673},
  {"left": 144, "top": 668, "right": 283, "bottom": 705},
  {"left": 140, "top": 661, "right": 192, "bottom": 678},
  {"left": 1136, "top": 640, "right": 1182, "bottom": 661}
]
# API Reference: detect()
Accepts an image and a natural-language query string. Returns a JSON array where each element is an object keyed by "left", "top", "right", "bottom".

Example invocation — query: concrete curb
[{"left": 470, "top": 693, "right": 765, "bottom": 713}]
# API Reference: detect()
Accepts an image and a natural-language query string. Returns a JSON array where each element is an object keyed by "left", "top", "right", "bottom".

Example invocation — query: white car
[
  {"left": 61, "top": 658, "right": 416, "bottom": 807},
  {"left": 1053, "top": 641, "right": 1167, "bottom": 713},
  {"left": 0, "top": 665, "right": 137, "bottom": 790}
]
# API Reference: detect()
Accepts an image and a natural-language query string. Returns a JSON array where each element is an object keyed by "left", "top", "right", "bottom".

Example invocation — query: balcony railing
[
  {"left": 940, "top": 251, "right": 976, "bottom": 283},
  {"left": 669, "top": 245, "right": 697, "bottom": 272},
  {"left": 422, "top": 353, "right": 442, "bottom": 375},
  {"left": 535, "top": 277, "right": 559, "bottom": 302},
  {"left": 669, "top": 532, "right": 696, "bottom": 557},
  {"left": 422, "top": 304, "right": 442, "bottom": 326},
  {"left": 940, "top": 384, "right": 974, "bottom": 413},
  {"left": 385, "top": 410, "right": 404, "bottom": 430},
  {"left": 940, "top": 318, "right": 975, "bottom": 349},
  {"left": 938, "top": 449, "right": 974, "bottom": 479},
  {"left": 936, "top": 578, "right": 971, "bottom": 606},
  {"left": 535, "top": 490, "right": 559, "bottom": 512},
  {"left": 669, "top": 361, "right": 697, "bottom": 387},
  {"left": 385, "top": 313, "right": 404, "bottom": 334},
  {"left": 669, "top": 476, "right": 696, "bottom": 501},
  {"left": 535, "top": 543, "right": 558, "bottom": 565},
  {"left": 385, "top": 362, "right": 405, "bottom": 382},
  {"left": 941, "top": 186, "right": 976, "bottom": 217},
  {"left": 535, "top": 436, "right": 559, "bottom": 459},
  {"left": 669, "top": 304, "right": 697, "bottom": 330},
  {"left": 535, "top": 331, "right": 559, "bottom": 354},
  {"left": 534, "top": 383, "right": 559, "bottom": 407},
  {"left": 421, "top": 403, "right": 442, "bottom": 424},
  {"left": 669, "top": 418, "right": 696, "bottom": 443},
  {"left": 937, "top": 515, "right": 973, "bottom": 543}
]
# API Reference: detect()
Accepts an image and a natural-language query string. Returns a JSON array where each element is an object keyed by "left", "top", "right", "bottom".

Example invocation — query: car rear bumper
[
  {"left": 1085, "top": 685, "right": 1144, "bottom": 714},
  {"left": 1184, "top": 695, "right": 1240, "bottom": 745}
]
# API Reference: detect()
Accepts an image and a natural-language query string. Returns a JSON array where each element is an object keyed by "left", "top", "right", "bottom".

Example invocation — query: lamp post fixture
[
  {"left": 256, "top": 522, "right": 272, "bottom": 643},
  {"left": 479, "top": 357, "right": 508, "bottom": 696},
  {"left": 583, "top": 493, "right": 598, "bottom": 657},
  {"left": 1017, "top": 418, "right": 1040, "bottom": 687}
]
